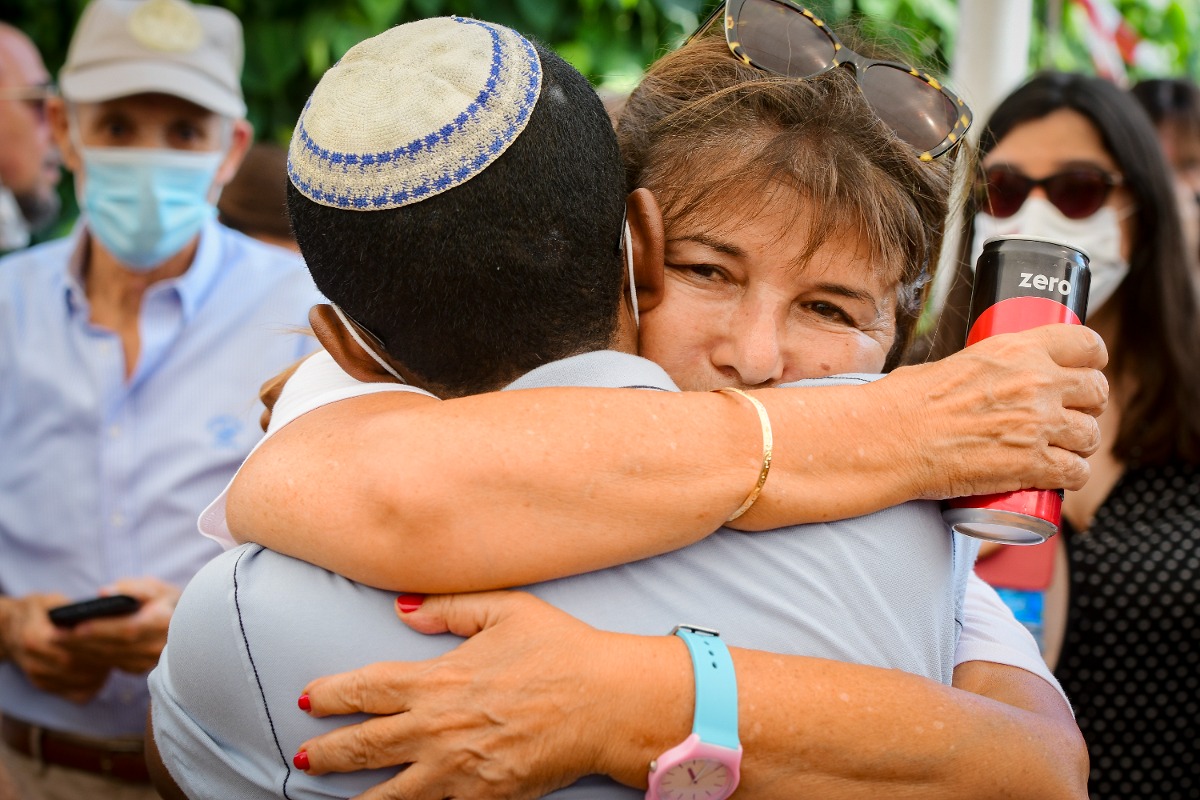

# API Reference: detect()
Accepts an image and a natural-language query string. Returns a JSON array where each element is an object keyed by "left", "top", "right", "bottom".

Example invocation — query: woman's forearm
[
  {"left": 231, "top": 386, "right": 784, "bottom": 591},
  {"left": 594, "top": 638, "right": 1087, "bottom": 799},
  {"left": 743, "top": 325, "right": 1106, "bottom": 529},
  {"left": 229, "top": 325, "right": 1106, "bottom": 593}
]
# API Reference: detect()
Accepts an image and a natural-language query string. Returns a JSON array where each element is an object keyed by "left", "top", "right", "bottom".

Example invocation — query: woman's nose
[{"left": 711, "top": 302, "right": 786, "bottom": 387}]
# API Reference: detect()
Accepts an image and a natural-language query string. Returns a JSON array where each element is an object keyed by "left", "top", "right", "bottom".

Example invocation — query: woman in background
[{"left": 930, "top": 71, "right": 1200, "bottom": 800}]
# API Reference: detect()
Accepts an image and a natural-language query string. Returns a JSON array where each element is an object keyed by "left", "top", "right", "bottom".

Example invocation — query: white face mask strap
[
  {"left": 624, "top": 215, "right": 638, "bottom": 329},
  {"left": 329, "top": 304, "right": 408, "bottom": 384}
]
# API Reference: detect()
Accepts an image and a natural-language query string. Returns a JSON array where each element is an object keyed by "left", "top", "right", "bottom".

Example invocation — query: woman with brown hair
[
  {"left": 212, "top": 8, "right": 1100, "bottom": 799},
  {"left": 931, "top": 71, "right": 1200, "bottom": 799}
]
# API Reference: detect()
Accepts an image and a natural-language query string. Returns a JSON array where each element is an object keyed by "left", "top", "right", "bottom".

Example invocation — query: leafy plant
[
  {"left": 4, "top": 0, "right": 1196, "bottom": 241},
  {"left": 6, "top": 0, "right": 1196, "bottom": 144}
]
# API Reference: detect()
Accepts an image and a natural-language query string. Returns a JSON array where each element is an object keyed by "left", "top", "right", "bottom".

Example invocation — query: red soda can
[{"left": 942, "top": 235, "right": 1091, "bottom": 544}]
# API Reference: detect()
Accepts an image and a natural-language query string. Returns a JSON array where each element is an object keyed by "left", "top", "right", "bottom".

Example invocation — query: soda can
[{"left": 942, "top": 234, "right": 1091, "bottom": 544}]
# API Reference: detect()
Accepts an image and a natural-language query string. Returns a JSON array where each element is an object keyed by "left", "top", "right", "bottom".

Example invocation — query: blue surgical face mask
[{"left": 77, "top": 144, "right": 224, "bottom": 271}]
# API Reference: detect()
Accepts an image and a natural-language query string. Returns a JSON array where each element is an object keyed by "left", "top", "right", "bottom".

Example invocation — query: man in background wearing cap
[
  {"left": 0, "top": 1, "right": 321, "bottom": 797},
  {"left": 0, "top": 23, "right": 60, "bottom": 253}
]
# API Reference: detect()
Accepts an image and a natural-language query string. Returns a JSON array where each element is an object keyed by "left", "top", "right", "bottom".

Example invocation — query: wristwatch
[{"left": 645, "top": 625, "right": 742, "bottom": 800}]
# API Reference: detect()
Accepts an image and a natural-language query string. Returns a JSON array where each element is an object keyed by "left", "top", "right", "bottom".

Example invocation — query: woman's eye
[
  {"left": 677, "top": 264, "right": 725, "bottom": 281},
  {"left": 807, "top": 301, "right": 853, "bottom": 324}
]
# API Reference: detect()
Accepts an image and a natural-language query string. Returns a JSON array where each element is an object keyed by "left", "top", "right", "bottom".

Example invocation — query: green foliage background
[{"left": 2, "top": 0, "right": 1198, "bottom": 147}]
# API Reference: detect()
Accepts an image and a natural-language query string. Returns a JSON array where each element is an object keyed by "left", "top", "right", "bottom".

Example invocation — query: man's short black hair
[{"left": 287, "top": 42, "right": 627, "bottom": 398}]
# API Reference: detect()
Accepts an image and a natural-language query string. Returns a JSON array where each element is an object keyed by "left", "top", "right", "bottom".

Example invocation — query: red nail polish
[
  {"left": 293, "top": 750, "right": 310, "bottom": 771},
  {"left": 297, "top": 694, "right": 311, "bottom": 712},
  {"left": 396, "top": 593, "right": 424, "bottom": 613}
]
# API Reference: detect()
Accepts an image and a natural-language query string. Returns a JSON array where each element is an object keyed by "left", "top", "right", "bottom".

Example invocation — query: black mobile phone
[{"left": 47, "top": 594, "right": 141, "bottom": 628}]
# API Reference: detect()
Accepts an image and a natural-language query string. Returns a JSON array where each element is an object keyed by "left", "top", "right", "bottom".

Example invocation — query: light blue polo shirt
[{"left": 150, "top": 350, "right": 977, "bottom": 798}]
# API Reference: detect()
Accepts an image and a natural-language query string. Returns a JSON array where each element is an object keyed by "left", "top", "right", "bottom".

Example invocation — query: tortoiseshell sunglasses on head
[{"left": 687, "top": 0, "right": 973, "bottom": 160}]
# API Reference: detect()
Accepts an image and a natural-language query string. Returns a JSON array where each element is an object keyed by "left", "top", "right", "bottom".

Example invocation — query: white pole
[
  {"left": 929, "top": 0, "right": 1035, "bottom": 320},
  {"left": 951, "top": 0, "right": 1035, "bottom": 129}
]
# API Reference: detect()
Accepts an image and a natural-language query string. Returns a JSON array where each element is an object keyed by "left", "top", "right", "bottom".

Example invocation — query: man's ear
[
  {"left": 309, "top": 304, "right": 401, "bottom": 384},
  {"left": 213, "top": 118, "right": 254, "bottom": 189},
  {"left": 626, "top": 187, "right": 665, "bottom": 313},
  {"left": 46, "top": 97, "right": 81, "bottom": 174}
]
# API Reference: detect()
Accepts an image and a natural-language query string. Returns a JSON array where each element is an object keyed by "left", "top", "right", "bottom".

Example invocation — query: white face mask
[
  {"left": 624, "top": 217, "right": 638, "bottom": 329},
  {"left": 330, "top": 304, "right": 407, "bottom": 384},
  {"left": 971, "top": 196, "right": 1132, "bottom": 317}
]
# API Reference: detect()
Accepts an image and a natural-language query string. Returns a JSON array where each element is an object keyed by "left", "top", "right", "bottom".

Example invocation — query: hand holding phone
[{"left": 47, "top": 594, "right": 142, "bottom": 628}]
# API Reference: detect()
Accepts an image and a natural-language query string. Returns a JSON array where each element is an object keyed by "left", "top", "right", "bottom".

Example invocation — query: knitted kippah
[{"left": 287, "top": 16, "right": 542, "bottom": 210}]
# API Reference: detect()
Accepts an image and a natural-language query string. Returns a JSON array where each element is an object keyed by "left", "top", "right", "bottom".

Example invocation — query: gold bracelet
[{"left": 716, "top": 387, "right": 773, "bottom": 522}]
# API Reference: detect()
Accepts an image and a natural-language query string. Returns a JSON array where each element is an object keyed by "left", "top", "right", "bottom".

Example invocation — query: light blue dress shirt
[{"left": 0, "top": 219, "right": 323, "bottom": 737}]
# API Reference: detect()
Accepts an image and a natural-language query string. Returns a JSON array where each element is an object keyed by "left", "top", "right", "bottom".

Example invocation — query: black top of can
[{"left": 983, "top": 234, "right": 1091, "bottom": 265}]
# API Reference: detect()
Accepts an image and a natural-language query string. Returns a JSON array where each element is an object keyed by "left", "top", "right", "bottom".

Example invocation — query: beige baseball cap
[{"left": 59, "top": 0, "right": 245, "bottom": 118}]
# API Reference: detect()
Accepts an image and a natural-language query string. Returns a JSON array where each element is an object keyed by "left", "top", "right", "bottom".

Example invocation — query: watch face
[{"left": 658, "top": 757, "right": 734, "bottom": 800}]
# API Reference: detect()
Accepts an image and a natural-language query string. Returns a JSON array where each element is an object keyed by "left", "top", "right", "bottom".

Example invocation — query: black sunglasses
[
  {"left": 977, "top": 166, "right": 1124, "bottom": 220},
  {"left": 687, "top": 0, "right": 972, "bottom": 160}
]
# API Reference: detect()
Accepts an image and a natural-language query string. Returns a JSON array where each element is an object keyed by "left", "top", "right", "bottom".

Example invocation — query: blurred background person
[
  {"left": 930, "top": 70, "right": 1200, "bottom": 800},
  {"left": 0, "top": 22, "right": 60, "bottom": 253},
  {"left": 1131, "top": 76, "right": 1200, "bottom": 270},
  {"left": 1131, "top": 77, "right": 1200, "bottom": 197},
  {"left": 216, "top": 140, "right": 298, "bottom": 253},
  {"left": 0, "top": 0, "right": 320, "bottom": 798}
]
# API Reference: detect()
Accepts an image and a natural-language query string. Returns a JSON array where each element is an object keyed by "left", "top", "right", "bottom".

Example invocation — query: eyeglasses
[
  {"left": 687, "top": 0, "right": 972, "bottom": 161},
  {"left": 0, "top": 83, "right": 56, "bottom": 120},
  {"left": 977, "top": 166, "right": 1124, "bottom": 220}
]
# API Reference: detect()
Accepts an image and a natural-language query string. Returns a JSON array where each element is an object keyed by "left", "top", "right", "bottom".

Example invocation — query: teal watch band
[{"left": 673, "top": 625, "right": 740, "bottom": 750}]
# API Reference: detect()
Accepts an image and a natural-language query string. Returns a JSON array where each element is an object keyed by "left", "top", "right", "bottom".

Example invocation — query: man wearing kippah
[{"left": 0, "top": 1, "right": 321, "bottom": 797}]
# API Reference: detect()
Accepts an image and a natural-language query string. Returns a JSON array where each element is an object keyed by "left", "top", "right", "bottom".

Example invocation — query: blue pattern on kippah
[{"left": 288, "top": 16, "right": 541, "bottom": 210}]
